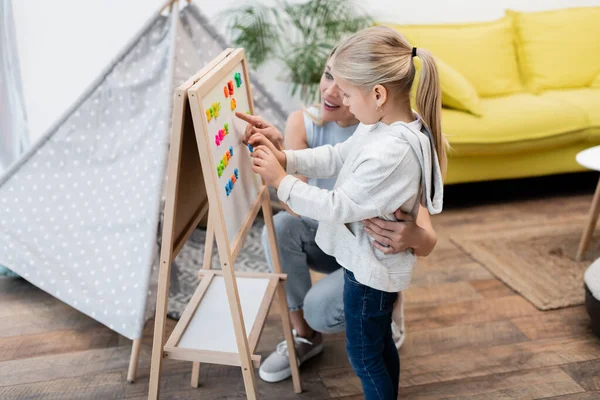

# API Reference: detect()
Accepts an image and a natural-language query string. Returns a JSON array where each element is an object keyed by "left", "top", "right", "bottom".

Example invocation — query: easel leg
[
  {"left": 577, "top": 176, "right": 600, "bottom": 261},
  {"left": 276, "top": 285, "right": 303, "bottom": 393},
  {"left": 261, "top": 192, "right": 302, "bottom": 393},
  {"left": 148, "top": 251, "right": 174, "bottom": 399},
  {"left": 127, "top": 339, "right": 142, "bottom": 383},
  {"left": 202, "top": 213, "right": 215, "bottom": 270},
  {"left": 209, "top": 213, "right": 258, "bottom": 398},
  {"left": 190, "top": 215, "right": 215, "bottom": 388},
  {"left": 191, "top": 362, "right": 200, "bottom": 388},
  {"left": 223, "top": 262, "right": 259, "bottom": 399}
]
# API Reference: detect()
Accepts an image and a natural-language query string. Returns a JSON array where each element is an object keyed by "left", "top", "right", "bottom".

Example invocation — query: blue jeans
[
  {"left": 344, "top": 269, "right": 399, "bottom": 400},
  {"left": 261, "top": 211, "right": 345, "bottom": 333}
]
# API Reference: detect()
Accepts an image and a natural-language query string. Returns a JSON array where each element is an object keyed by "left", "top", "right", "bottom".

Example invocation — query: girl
[
  {"left": 235, "top": 46, "right": 438, "bottom": 384},
  {"left": 245, "top": 26, "right": 445, "bottom": 399}
]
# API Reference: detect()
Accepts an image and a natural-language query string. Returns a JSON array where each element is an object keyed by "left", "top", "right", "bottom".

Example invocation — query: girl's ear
[{"left": 373, "top": 84, "right": 388, "bottom": 108}]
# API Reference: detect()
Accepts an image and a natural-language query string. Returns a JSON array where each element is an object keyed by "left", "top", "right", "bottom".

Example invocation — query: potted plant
[{"left": 224, "top": 0, "right": 372, "bottom": 104}]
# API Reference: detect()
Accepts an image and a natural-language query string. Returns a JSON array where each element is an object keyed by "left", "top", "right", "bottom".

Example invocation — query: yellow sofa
[{"left": 382, "top": 6, "right": 600, "bottom": 184}]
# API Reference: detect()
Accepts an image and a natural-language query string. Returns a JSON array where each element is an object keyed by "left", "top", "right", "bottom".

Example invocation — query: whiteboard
[
  {"left": 199, "top": 61, "right": 262, "bottom": 244},
  {"left": 177, "top": 276, "right": 269, "bottom": 353}
]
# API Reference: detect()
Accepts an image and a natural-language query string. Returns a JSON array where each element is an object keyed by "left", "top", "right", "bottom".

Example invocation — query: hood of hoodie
[{"left": 385, "top": 117, "right": 444, "bottom": 215}]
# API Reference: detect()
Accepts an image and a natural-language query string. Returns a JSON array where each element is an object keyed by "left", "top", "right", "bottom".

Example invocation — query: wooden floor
[{"left": 2, "top": 173, "right": 600, "bottom": 399}]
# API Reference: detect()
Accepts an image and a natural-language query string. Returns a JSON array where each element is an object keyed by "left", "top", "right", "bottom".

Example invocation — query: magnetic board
[{"left": 191, "top": 54, "right": 262, "bottom": 245}]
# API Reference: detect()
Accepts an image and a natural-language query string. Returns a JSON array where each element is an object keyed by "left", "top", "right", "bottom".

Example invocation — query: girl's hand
[
  {"left": 251, "top": 144, "right": 287, "bottom": 189},
  {"left": 235, "top": 112, "right": 284, "bottom": 151},
  {"left": 363, "top": 210, "right": 427, "bottom": 255},
  {"left": 248, "top": 133, "right": 286, "bottom": 168}
]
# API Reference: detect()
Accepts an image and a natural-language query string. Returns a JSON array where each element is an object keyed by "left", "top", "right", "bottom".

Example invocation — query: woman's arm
[
  {"left": 280, "top": 111, "right": 309, "bottom": 217},
  {"left": 284, "top": 110, "right": 310, "bottom": 184},
  {"left": 363, "top": 205, "right": 437, "bottom": 256}
]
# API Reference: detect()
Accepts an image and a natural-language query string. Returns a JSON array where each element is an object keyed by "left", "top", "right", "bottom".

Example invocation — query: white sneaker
[{"left": 259, "top": 330, "right": 323, "bottom": 383}]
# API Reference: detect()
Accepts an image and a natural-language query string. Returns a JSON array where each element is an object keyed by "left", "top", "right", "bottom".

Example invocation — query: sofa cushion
[
  {"left": 442, "top": 94, "right": 589, "bottom": 153},
  {"left": 412, "top": 57, "right": 482, "bottom": 116},
  {"left": 542, "top": 89, "right": 600, "bottom": 128},
  {"left": 510, "top": 7, "right": 600, "bottom": 93},
  {"left": 381, "top": 17, "right": 523, "bottom": 97}
]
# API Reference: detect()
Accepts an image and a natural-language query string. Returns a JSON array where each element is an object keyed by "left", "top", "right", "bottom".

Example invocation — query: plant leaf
[{"left": 222, "top": 0, "right": 373, "bottom": 103}]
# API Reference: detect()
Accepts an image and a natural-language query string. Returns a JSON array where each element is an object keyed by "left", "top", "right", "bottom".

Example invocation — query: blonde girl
[{"left": 244, "top": 26, "right": 445, "bottom": 399}]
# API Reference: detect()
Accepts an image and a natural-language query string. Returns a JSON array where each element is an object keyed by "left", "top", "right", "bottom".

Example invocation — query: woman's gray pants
[{"left": 261, "top": 211, "right": 345, "bottom": 334}]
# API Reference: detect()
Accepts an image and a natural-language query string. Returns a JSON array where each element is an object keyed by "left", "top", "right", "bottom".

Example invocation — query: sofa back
[{"left": 380, "top": 5, "right": 600, "bottom": 115}]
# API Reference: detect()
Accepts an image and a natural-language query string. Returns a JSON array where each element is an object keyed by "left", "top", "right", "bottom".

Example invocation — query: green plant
[{"left": 224, "top": 0, "right": 372, "bottom": 103}]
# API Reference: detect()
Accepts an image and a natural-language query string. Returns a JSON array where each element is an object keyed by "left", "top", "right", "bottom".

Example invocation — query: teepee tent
[{"left": 0, "top": 0, "right": 286, "bottom": 380}]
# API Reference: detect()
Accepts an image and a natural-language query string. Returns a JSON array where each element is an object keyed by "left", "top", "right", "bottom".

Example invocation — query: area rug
[
  {"left": 453, "top": 224, "right": 600, "bottom": 310},
  {"left": 167, "top": 220, "right": 269, "bottom": 319}
]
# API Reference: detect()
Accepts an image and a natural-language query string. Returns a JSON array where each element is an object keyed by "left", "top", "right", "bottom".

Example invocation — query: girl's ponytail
[
  {"left": 415, "top": 49, "right": 447, "bottom": 178},
  {"left": 331, "top": 26, "right": 448, "bottom": 178}
]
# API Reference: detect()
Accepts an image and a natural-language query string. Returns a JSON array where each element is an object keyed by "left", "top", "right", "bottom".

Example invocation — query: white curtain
[
  {"left": 1, "top": 0, "right": 29, "bottom": 173},
  {"left": 1, "top": 0, "right": 27, "bottom": 276}
]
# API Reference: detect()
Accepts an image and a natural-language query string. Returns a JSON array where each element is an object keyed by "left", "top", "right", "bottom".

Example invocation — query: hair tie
[{"left": 412, "top": 47, "right": 417, "bottom": 58}]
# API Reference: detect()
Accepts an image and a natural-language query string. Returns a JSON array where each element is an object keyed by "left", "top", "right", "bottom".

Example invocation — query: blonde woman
[{"left": 237, "top": 35, "right": 439, "bottom": 389}]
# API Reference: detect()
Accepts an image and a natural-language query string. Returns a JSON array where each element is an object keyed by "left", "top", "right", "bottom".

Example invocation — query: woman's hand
[
  {"left": 363, "top": 207, "right": 437, "bottom": 256},
  {"left": 251, "top": 143, "right": 288, "bottom": 189},
  {"left": 235, "top": 112, "right": 284, "bottom": 151}
]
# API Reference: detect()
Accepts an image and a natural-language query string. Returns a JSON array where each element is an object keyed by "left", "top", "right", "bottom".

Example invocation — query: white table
[{"left": 576, "top": 145, "right": 600, "bottom": 260}]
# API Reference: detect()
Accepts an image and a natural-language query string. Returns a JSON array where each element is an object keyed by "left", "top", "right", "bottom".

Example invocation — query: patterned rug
[
  {"left": 167, "top": 220, "right": 269, "bottom": 319},
  {"left": 453, "top": 224, "right": 600, "bottom": 311}
]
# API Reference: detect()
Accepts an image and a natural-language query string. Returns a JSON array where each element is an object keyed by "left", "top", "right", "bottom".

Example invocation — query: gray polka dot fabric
[{"left": 0, "top": 4, "right": 286, "bottom": 340}]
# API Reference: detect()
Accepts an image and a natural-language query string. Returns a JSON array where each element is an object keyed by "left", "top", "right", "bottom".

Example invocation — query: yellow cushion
[
  {"left": 542, "top": 88, "right": 600, "bottom": 127},
  {"left": 411, "top": 57, "right": 482, "bottom": 116},
  {"left": 510, "top": 7, "right": 600, "bottom": 92},
  {"left": 381, "top": 17, "right": 523, "bottom": 97},
  {"left": 442, "top": 94, "right": 588, "bottom": 154}
]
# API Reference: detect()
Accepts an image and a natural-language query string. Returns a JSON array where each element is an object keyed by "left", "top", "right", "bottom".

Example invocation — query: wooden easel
[{"left": 148, "top": 48, "right": 302, "bottom": 399}]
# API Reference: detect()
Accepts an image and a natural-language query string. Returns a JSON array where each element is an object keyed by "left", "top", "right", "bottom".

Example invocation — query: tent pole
[
  {"left": 126, "top": 339, "right": 142, "bottom": 383},
  {"left": 160, "top": 0, "right": 177, "bottom": 13}
]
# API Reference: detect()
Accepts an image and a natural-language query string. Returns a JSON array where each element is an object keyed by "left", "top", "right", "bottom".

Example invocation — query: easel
[{"left": 148, "top": 48, "right": 302, "bottom": 399}]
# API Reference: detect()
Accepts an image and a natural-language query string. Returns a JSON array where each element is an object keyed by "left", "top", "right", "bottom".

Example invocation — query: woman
[{"left": 239, "top": 52, "right": 437, "bottom": 384}]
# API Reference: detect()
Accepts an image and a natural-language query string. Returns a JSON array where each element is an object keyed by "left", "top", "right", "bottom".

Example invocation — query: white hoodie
[{"left": 277, "top": 115, "right": 444, "bottom": 293}]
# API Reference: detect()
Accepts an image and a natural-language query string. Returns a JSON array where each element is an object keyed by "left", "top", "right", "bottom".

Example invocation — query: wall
[{"left": 12, "top": 0, "right": 600, "bottom": 142}]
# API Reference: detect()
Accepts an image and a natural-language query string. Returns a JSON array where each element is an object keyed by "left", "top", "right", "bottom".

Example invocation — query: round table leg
[{"left": 577, "top": 176, "right": 600, "bottom": 261}]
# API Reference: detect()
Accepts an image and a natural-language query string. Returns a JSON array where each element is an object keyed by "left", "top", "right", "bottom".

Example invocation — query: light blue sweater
[{"left": 278, "top": 117, "right": 443, "bottom": 292}]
